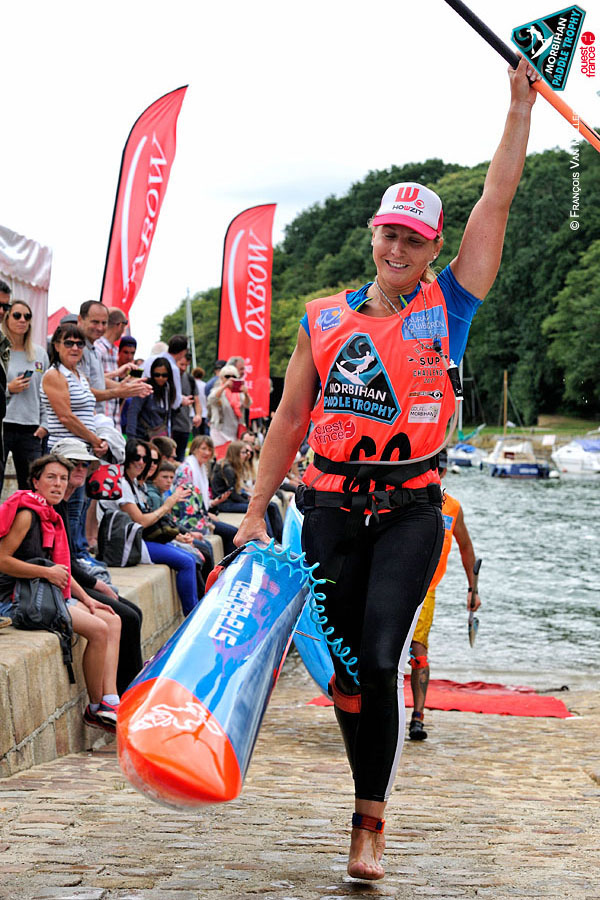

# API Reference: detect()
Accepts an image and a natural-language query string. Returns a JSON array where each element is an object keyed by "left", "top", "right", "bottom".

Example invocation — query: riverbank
[{"left": 1, "top": 655, "right": 598, "bottom": 900}]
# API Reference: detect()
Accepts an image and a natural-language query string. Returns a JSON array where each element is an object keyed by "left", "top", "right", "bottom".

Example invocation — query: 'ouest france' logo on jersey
[{"left": 322, "top": 333, "right": 400, "bottom": 425}]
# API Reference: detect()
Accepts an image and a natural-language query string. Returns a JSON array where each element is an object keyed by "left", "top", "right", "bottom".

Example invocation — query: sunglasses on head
[
  {"left": 11, "top": 311, "right": 32, "bottom": 321},
  {"left": 133, "top": 453, "right": 147, "bottom": 462},
  {"left": 62, "top": 338, "right": 85, "bottom": 349}
]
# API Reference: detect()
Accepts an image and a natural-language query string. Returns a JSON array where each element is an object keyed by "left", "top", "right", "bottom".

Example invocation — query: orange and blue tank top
[{"left": 303, "top": 279, "right": 455, "bottom": 493}]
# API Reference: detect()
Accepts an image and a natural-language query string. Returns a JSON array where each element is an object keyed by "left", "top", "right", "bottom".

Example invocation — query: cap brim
[{"left": 371, "top": 213, "right": 438, "bottom": 240}]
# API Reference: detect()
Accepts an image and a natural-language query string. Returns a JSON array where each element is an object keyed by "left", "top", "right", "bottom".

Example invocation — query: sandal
[
  {"left": 409, "top": 712, "right": 428, "bottom": 741},
  {"left": 0, "top": 617, "right": 12, "bottom": 630}
]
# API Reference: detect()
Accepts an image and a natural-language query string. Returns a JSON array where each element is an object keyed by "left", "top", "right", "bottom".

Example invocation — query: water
[{"left": 428, "top": 468, "right": 599, "bottom": 690}]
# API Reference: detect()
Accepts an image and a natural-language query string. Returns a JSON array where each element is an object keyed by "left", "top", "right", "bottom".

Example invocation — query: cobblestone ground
[{"left": 1, "top": 657, "right": 599, "bottom": 900}]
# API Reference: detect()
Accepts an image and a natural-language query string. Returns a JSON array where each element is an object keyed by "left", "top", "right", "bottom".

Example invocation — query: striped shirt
[{"left": 41, "top": 363, "right": 96, "bottom": 450}]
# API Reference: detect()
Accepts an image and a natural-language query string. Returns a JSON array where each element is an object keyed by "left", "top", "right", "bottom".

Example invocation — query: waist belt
[
  {"left": 301, "top": 453, "right": 442, "bottom": 581},
  {"left": 312, "top": 452, "right": 438, "bottom": 491}
]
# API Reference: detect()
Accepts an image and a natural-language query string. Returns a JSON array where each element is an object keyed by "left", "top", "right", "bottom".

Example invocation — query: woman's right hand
[
  {"left": 234, "top": 512, "right": 269, "bottom": 547},
  {"left": 46, "top": 565, "right": 70, "bottom": 589},
  {"left": 166, "top": 486, "right": 191, "bottom": 509},
  {"left": 8, "top": 375, "right": 30, "bottom": 394},
  {"left": 210, "top": 489, "right": 232, "bottom": 506},
  {"left": 93, "top": 439, "right": 109, "bottom": 458}
]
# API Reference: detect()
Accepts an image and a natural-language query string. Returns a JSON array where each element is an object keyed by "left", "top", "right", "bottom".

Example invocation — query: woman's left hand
[
  {"left": 83, "top": 595, "right": 116, "bottom": 615},
  {"left": 508, "top": 55, "right": 540, "bottom": 107},
  {"left": 93, "top": 579, "right": 118, "bottom": 601}
]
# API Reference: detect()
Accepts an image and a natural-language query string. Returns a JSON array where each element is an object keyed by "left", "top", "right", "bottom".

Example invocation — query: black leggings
[{"left": 302, "top": 500, "right": 443, "bottom": 802}]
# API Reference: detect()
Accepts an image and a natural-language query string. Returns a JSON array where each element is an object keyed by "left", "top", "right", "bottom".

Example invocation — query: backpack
[
  {"left": 12, "top": 558, "right": 76, "bottom": 684},
  {"left": 96, "top": 505, "right": 143, "bottom": 567}
]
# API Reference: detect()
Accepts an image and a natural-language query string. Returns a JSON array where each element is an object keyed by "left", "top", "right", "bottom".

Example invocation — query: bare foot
[{"left": 347, "top": 826, "right": 385, "bottom": 880}]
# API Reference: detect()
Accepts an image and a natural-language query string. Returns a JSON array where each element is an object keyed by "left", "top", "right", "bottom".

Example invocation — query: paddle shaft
[
  {"left": 443, "top": 0, "right": 600, "bottom": 154},
  {"left": 471, "top": 557, "right": 482, "bottom": 609}
]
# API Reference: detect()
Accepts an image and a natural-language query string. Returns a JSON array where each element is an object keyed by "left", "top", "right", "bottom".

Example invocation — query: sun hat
[
  {"left": 51, "top": 437, "right": 97, "bottom": 462},
  {"left": 371, "top": 182, "right": 443, "bottom": 240}
]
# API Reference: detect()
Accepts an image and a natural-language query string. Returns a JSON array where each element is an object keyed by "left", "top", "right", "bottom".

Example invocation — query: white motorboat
[
  {"left": 481, "top": 439, "right": 550, "bottom": 479},
  {"left": 551, "top": 438, "right": 600, "bottom": 476}
]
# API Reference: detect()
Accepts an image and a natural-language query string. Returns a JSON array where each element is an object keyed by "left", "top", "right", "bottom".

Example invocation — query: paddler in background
[
  {"left": 409, "top": 451, "right": 481, "bottom": 741},
  {"left": 235, "top": 58, "right": 538, "bottom": 882}
]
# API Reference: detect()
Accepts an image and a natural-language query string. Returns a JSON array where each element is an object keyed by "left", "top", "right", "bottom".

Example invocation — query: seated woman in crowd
[
  {"left": 126, "top": 357, "right": 175, "bottom": 443},
  {"left": 0, "top": 454, "right": 121, "bottom": 733},
  {"left": 51, "top": 437, "right": 144, "bottom": 695},
  {"left": 210, "top": 440, "right": 283, "bottom": 542},
  {"left": 173, "top": 435, "right": 237, "bottom": 556},
  {"left": 0, "top": 299, "right": 49, "bottom": 493},
  {"left": 112, "top": 440, "right": 200, "bottom": 616}
]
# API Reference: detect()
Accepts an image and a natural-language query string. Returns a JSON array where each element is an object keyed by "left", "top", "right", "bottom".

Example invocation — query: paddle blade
[{"left": 468, "top": 613, "right": 479, "bottom": 647}]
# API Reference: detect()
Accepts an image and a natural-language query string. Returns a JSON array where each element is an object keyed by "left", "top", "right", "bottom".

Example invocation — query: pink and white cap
[{"left": 371, "top": 182, "right": 443, "bottom": 240}]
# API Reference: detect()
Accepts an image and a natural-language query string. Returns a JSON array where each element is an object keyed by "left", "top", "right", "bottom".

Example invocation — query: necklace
[{"left": 373, "top": 278, "right": 440, "bottom": 352}]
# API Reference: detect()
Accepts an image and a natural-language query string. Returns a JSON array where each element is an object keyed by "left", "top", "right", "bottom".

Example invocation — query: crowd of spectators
[{"left": 0, "top": 287, "right": 304, "bottom": 737}]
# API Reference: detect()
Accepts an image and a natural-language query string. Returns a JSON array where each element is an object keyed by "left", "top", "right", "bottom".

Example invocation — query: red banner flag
[
  {"left": 218, "top": 204, "right": 276, "bottom": 419},
  {"left": 100, "top": 86, "right": 187, "bottom": 316}
]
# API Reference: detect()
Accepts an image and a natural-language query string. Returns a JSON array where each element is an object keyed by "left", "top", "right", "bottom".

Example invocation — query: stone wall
[{"left": 0, "top": 563, "right": 183, "bottom": 778}]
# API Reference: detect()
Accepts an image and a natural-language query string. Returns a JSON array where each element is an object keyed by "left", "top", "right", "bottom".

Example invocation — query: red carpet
[{"left": 308, "top": 675, "right": 572, "bottom": 718}]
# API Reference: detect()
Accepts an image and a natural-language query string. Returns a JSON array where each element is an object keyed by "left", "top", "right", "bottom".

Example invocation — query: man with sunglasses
[{"left": 77, "top": 301, "right": 151, "bottom": 411}]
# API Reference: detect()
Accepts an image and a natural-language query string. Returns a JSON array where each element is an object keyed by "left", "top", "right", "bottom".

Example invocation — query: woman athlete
[{"left": 235, "top": 58, "right": 539, "bottom": 881}]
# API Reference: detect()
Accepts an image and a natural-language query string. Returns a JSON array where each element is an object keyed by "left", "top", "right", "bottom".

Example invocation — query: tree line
[{"left": 161, "top": 139, "right": 600, "bottom": 424}]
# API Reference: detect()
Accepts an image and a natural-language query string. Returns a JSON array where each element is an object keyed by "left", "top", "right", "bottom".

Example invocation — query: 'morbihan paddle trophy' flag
[
  {"left": 218, "top": 204, "right": 276, "bottom": 419},
  {"left": 101, "top": 86, "right": 187, "bottom": 316}
]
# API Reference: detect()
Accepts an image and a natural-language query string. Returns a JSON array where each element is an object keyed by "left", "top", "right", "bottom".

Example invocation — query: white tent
[{"left": 0, "top": 225, "right": 52, "bottom": 347}]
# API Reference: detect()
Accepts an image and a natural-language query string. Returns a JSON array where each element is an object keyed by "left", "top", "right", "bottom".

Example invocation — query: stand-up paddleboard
[
  {"left": 282, "top": 503, "right": 334, "bottom": 696},
  {"left": 117, "top": 540, "right": 318, "bottom": 808}
]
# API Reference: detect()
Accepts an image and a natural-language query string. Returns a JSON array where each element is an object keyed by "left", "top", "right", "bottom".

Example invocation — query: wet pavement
[{"left": 1, "top": 657, "right": 599, "bottom": 900}]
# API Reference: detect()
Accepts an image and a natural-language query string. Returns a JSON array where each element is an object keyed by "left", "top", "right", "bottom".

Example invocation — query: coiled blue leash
[{"left": 245, "top": 539, "right": 360, "bottom": 687}]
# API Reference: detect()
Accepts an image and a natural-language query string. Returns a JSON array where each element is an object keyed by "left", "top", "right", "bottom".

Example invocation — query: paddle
[
  {"left": 443, "top": 0, "right": 600, "bottom": 154},
  {"left": 468, "top": 557, "right": 482, "bottom": 647}
]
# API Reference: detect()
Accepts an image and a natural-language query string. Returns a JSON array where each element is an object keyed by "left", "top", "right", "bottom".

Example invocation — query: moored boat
[
  {"left": 551, "top": 437, "right": 600, "bottom": 476},
  {"left": 481, "top": 439, "right": 550, "bottom": 479},
  {"left": 447, "top": 442, "right": 486, "bottom": 468}
]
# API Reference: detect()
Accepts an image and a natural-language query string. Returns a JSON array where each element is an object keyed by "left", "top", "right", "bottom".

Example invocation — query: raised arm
[
  {"left": 450, "top": 56, "right": 538, "bottom": 299},
  {"left": 234, "top": 327, "right": 320, "bottom": 545}
]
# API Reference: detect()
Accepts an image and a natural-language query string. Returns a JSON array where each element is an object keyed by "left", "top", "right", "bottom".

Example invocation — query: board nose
[{"left": 117, "top": 676, "right": 242, "bottom": 806}]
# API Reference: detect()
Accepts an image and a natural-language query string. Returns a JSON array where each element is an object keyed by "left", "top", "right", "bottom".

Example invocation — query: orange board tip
[{"left": 117, "top": 677, "right": 242, "bottom": 807}]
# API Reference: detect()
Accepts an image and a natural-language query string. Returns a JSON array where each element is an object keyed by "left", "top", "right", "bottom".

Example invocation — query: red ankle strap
[
  {"left": 352, "top": 813, "right": 385, "bottom": 833},
  {"left": 329, "top": 675, "right": 362, "bottom": 714}
]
